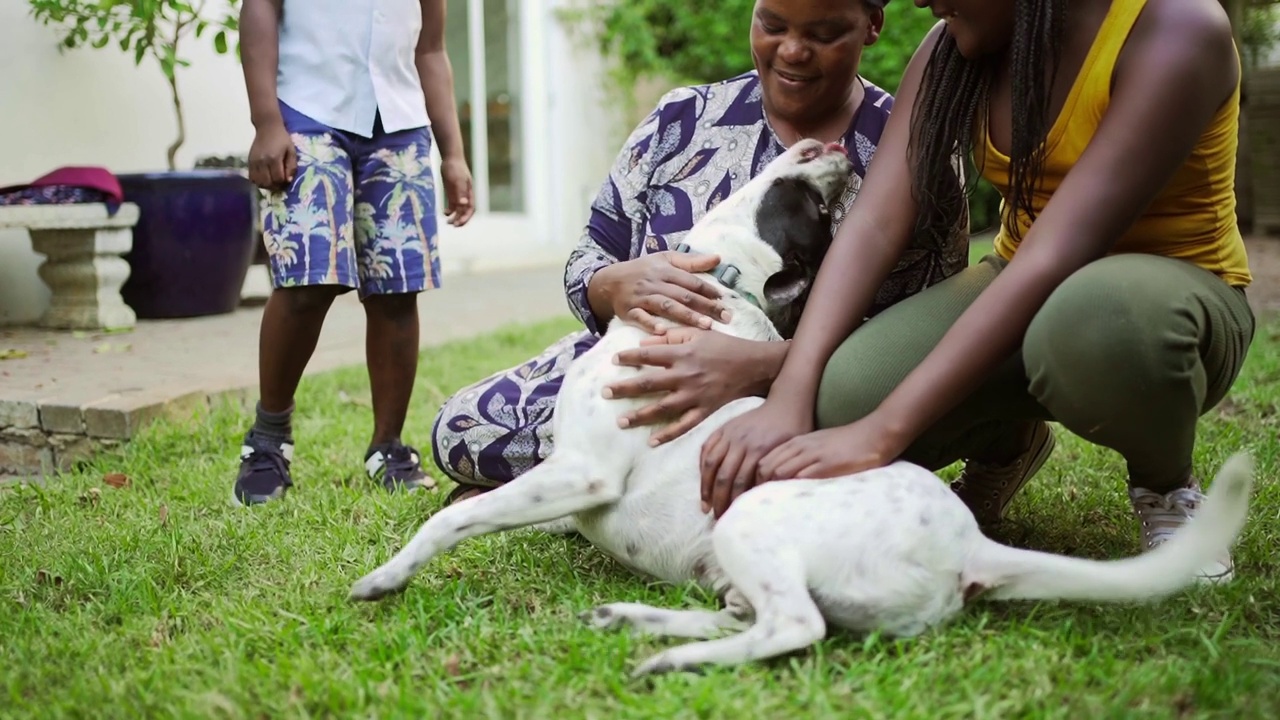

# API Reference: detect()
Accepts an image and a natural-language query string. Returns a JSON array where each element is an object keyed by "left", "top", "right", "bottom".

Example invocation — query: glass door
[{"left": 443, "top": 0, "right": 524, "bottom": 215}]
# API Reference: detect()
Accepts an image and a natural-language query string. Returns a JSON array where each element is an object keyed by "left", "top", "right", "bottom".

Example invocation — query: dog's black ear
[
  {"left": 755, "top": 176, "right": 839, "bottom": 339},
  {"left": 763, "top": 263, "right": 810, "bottom": 309}
]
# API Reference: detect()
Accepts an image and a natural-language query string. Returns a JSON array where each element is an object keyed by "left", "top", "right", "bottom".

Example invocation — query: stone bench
[{"left": 0, "top": 203, "right": 140, "bottom": 331}]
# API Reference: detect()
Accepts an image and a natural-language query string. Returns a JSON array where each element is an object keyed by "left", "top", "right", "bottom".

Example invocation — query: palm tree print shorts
[{"left": 262, "top": 101, "right": 442, "bottom": 298}]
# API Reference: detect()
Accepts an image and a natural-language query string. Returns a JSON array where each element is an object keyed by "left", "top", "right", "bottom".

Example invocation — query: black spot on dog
[
  {"left": 586, "top": 480, "right": 603, "bottom": 494},
  {"left": 594, "top": 606, "right": 613, "bottom": 620},
  {"left": 626, "top": 541, "right": 641, "bottom": 558},
  {"left": 531, "top": 494, "right": 544, "bottom": 504},
  {"left": 919, "top": 513, "right": 930, "bottom": 527},
  {"left": 754, "top": 175, "right": 839, "bottom": 339}
]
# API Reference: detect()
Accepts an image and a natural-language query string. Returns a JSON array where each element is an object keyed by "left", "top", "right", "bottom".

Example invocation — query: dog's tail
[{"left": 965, "top": 452, "right": 1254, "bottom": 604}]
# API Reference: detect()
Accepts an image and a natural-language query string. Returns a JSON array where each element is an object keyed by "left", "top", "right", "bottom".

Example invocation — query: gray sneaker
[
  {"left": 365, "top": 441, "right": 436, "bottom": 492},
  {"left": 951, "top": 421, "right": 1056, "bottom": 525},
  {"left": 1129, "top": 482, "right": 1233, "bottom": 584}
]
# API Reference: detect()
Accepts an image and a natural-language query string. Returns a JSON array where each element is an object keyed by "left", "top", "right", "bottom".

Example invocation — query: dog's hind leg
[
  {"left": 628, "top": 529, "right": 826, "bottom": 677},
  {"left": 349, "top": 454, "right": 620, "bottom": 601},
  {"left": 583, "top": 587, "right": 754, "bottom": 639}
]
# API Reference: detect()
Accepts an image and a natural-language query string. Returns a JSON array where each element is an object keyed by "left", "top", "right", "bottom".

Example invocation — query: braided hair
[{"left": 907, "top": 0, "right": 1068, "bottom": 247}]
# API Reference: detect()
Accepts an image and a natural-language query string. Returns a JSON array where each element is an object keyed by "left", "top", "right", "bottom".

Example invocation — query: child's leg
[
  {"left": 234, "top": 104, "right": 360, "bottom": 506},
  {"left": 257, "top": 286, "right": 344, "bottom": 416},
  {"left": 350, "top": 117, "right": 442, "bottom": 491}
]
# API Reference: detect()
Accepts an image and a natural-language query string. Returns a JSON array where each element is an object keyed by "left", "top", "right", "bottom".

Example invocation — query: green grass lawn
[{"left": 3, "top": 281, "right": 1279, "bottom": 718}]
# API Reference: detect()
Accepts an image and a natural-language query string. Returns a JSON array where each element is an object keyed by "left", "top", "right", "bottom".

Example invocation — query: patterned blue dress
[{"left": 429, "top": 71, "right": 969, "bottom": 494}]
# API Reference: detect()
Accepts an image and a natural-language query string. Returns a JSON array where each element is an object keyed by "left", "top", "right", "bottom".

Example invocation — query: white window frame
[{"left": 432, "top": 0, "right": 559, "bottom": 277}]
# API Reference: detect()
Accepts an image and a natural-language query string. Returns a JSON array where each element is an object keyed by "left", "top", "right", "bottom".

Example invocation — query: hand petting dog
[{"left": 605, "top": 327, "right": 785, "bottom": 446}]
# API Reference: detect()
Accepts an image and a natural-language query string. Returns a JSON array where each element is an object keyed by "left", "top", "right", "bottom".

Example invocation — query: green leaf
[{"left": 213, "top": 29, "right": 226, "bottom": 54}]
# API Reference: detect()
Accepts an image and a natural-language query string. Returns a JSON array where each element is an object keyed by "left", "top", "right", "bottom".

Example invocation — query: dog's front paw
[
  {"left": 580, "top": 604, "right": 631, "bottom": 631},
  {"left": 348, "top": 566, "right": 409, "bottom": 602}
]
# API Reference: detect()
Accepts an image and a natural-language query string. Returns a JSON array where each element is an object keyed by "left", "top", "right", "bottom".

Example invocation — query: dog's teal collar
[{"left": 672, "top": 242, "right": 763, "bottom": 311}]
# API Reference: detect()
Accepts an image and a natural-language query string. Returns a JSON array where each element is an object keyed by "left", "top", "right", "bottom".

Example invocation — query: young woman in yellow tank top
[{"left": 688, "top": 0, "right": 1254, "bottom": 582}]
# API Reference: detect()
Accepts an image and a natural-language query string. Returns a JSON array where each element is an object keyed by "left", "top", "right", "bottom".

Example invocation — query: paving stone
[
  {"left": 0, "top": 399, "right": 38, "bottom": 429},
  {"left": 39, "top": 402, "right": 85, "bottom": 434},
  {"left": 82, "top": 387, "right": 207, "bottom": 439}
]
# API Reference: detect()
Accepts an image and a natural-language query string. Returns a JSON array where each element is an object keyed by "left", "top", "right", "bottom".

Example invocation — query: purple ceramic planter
[{"left": 117, "top": 169, "right": 260, "bottom": 319}]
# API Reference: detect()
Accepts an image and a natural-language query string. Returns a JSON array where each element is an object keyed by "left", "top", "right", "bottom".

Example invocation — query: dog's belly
[
  {"left": 574, "top": 491, "right": 717, "bottom": 586},
  {"left": 715, "top": 461, "right": 982, "bottom": 635}
]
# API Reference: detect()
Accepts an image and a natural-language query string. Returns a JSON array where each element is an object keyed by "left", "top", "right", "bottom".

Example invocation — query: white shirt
[{"left": 276, "top": 0, "right": 431, "bottom": 136}]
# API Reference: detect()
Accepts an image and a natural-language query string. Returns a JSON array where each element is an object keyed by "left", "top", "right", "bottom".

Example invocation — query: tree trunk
[{"left": 165, "top": 69, "right": 185, "bottom": 172}]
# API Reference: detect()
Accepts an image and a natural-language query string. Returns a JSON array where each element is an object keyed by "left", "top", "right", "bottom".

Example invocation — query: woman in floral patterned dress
[{"left": 432, "top": 0, "right": 986, "bottom": 504}]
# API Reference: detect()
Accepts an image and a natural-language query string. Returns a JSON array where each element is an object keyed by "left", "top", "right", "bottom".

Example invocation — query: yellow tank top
[{"left": 975, "top": 0, "right": 1251, "bottom": 287}]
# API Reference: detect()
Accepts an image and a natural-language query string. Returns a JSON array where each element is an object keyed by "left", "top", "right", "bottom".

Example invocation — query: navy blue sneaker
[
  {"left": 365, "top": 442, "right": 436, "bottom": 492},
  {"left": 233, "top": 432, "right": 294, "bottom": 505}
]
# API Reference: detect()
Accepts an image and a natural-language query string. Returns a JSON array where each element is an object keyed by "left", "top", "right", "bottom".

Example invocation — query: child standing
[{"left": 233, "top": 0, "right": 474, "bottom": 505}]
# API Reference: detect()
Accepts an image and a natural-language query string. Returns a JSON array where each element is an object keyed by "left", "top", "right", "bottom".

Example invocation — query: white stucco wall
[
  {"left": 0, "top": 1, "right": 624, "bottom": 326},
  {"left": 0, "top": 3, "right": 256, "bottom": 325}
]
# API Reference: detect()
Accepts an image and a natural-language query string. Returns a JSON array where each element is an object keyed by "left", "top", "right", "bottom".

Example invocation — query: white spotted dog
[{"left": 348, "top": 138, "right": 1256, "bottom": 679}]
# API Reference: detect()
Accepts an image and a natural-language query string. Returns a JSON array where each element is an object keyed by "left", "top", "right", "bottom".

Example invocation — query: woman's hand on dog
[
  {"left": 697, "top": 396, "right": 813, "bottom": 518},
  {"left": 605, "top": 327, "right": 786, "bottom": 446},
  {"left": 756, "top": 413, "right": 908, "bottom": 485},
  {"left": 588, "top": 252, "right": 732, "bottom": 334}
]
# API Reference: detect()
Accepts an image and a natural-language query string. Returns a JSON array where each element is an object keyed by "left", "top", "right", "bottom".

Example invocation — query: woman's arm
[
  {"left": 565, "top": 89, "right": 727, "bottom": 335},
  {"left": 563, "top": 106, "right": 666, "bottom": 335},
  {"left": 867, "top": 0, "right": 1240, "bottom": 449},
  {"left": 765, "top": 22, "right": 949, "bottom": 415}
]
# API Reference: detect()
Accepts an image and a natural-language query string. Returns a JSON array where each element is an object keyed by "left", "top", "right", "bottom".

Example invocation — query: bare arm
[
  {"left": 766, "top": 22, "right": 949, "bottom": 415},
  {"left": 416, "top": 0, "right": 466, "bottom": 163},
  {"left": 872, "top": 0, "right": 1240, "bottom": 446},
  {"left": 239, "top": 0, "right": 284, "bottom": 131},
  {"left": 240, "top": 0, "right": 296, "bottom": 189}
]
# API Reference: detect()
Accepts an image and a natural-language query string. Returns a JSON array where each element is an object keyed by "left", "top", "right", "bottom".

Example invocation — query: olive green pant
[{"left": 816, "top": 253, "right": 1255, "bottom": 491}]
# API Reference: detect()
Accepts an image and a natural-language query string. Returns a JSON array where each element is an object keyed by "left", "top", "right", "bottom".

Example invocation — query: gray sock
[{"left": 252, "top": 401, "right": 294, "bottom": 443}]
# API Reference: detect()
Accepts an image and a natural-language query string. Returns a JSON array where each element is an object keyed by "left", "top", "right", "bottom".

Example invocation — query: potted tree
[{"left": 28, "top": 0, "right": 260, "bottom": 319}]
